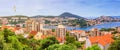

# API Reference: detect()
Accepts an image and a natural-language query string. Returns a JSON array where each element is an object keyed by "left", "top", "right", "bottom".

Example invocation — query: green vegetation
[
  {"left": 65, "top": 32, "right": 82, "bottom": 49},
  {"left": 45, "top": 20, "right": 50, "bottom": 24},
  {"left": 68, "top": 19, "right": 87, "bottom": 27},
  {"left": 52, "top": 29, "right": 55, "bottom": 32},
  {"left": 66, "top": 36, "right": 76, "bottom": 44},
  {"left": 108, "top": 40, "right": 120, "bottom": 50},
  {"left": 100, "top": 28, "right": 115, "bottom": 31},
  {"left": 0, "top": 28, "right": 82, "bottom": 50},
  {"left": 109, "top": 35, "right": 120, "bottom": 50},
  {"left": 40, "top": 36, "right": 59, "bottom": 49},
  {"left": 46, "top": 44, "right": 77, "bottom": 50},
  {"left": 112, "top": 31, "right": 119, "bottom": 34},
  {"left": 73, "top": 41, "right": 82, "bottom": 48},
  {"left": 86, "top": 45, "right": 101, "bottom": 50}
]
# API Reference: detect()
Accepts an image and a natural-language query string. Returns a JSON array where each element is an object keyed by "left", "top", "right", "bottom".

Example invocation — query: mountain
[
  {"left": 59, "top": 12, "right": 85, "bottom": 19},
  {"left": 0, "top": 15, "right": 29, "bottom": 18},
  {"left": 31, "top": 15, "right": 45, "bottom": 18},
  {"left": 94, "top": 16, "right": 120, "bottom": 22},
  {"left": 95, "top": 16, "right": 120, "bottom": 20},
  {"left": 32, "top": 15, "right": 59, "bottom": 18},
  {"left": 110, "top": 16, "right": 120, "bottom": 18}
]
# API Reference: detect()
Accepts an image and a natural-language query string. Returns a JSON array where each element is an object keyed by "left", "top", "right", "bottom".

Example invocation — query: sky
[{"left": 0, "top": 0, "right": 120, "bottom": 18}]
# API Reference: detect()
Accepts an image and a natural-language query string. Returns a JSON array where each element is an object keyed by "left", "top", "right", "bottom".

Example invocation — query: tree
[
  {"left": 27, "top": 38, "right": 40, "bottom": 50},
  {"left": 77, "top": 19, "right": 87, "bottom": 27},
  {"left": 45, "top": 20, "right": 50, "bottom": 24},
  {"left": 3, "top": 43, "right": 15, "bottom": 50},
  {"left": 40, "top": 39, "right": 54, "bottom": 49},
  {"left": 112, "top": 31, "right": 118, "bottom": 34},
  {"left": 52, "top": 29, "right": 55, "bottom": 32},
  {"left": 46, "top": 44, "right": 77, "bottom": 50},
  {"left": 3, "top": 28, "right": 15, "bottom": 43},
  {"left": 66, "top": 36, "right": 76, "bottom": 44},
  {"left": 100, "top": 28, "right": 115, "bottom": 31},
  {"left": 40, "top": 36, "right": 59, "bottom": 49},
  {"left": 66, "top": 31, "right": 69, "bottom": 36},
  {"left": 46, "top": 44, "right": 60, "bottom": 50},
  {"left": 57, "top": 44, "right": 77, "bottom": 50},
  {"left": 7, "top": 35, "right": 25, "bottom": 50},
  {"left": 1, "top": 28, "right": 27, "bottom": 50},
  {"left": 68, "top": 19, "right": 87, "bottom": 27},
  {"left": 46, "top": 36, "right": 59, "bottom": 44},
  {"left": 108, "top": 40, "right": 120, "bottom": 50},
  {"left": 0, "top": 31, "right": 4, "bottom": 50},
  {"left": 73, "top": 41, "right": 82, "bottom": 48},
  {"left": 86, "top": 45, "right": 101, "bottom": 50}
]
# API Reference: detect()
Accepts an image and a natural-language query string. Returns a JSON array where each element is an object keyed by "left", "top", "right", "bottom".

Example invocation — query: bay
[{"left": 44, "top": 22, "right": 120, "bottom": 31}]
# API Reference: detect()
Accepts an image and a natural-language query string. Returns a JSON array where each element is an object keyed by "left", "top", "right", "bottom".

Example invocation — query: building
[
  {"left": 70, "top": 30, "right": 86, "bottom": 42},
  {"left": 117, "top": 27, "right": 120, "bottom": 32},
  {"left": 14, "top": 25, "right": 24, "bottom": 35},
  {"left": 86, "top": 34, "right": 114, "bottom": 50},
  {"left": 25, "top": 19, "right": 43, "bottom": 32},
  {"left": 56, "top": 24, "right": 66, "bottom": 43},
  {"left": 90, "top": 28, "right": 101, "bottom": 36},
  {"left": 41, "top": 28, "right": 52, "bottom": 35},
  {"left": 25, "top": 19, "right": 33, "bottom": 32}
]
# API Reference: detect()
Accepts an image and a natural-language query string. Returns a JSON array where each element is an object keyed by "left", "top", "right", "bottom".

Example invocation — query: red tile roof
[
  {"left": 1, "top": 25, "right": 11, "bottom": 29},
  {"left": 70, "top": 30, "right": 85, "bottom": 34},
  {"left": 56, "top": 37, "right": 63, "bottom": 43},
  {"left": 41, "top": 35, "right": 47, "bottom": 39},
  {"left": 89, "top": 34, "right": 114, "bottom": 46},
  {"left": 30, "top": 31, "right": 38, "bottom": 36}
]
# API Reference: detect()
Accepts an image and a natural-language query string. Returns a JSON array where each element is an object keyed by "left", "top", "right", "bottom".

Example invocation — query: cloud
[{"left": 0, "top": 0, "right": 120, "bottom": 17}]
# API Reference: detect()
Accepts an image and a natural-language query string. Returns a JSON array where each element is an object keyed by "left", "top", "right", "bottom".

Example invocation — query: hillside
[{"left": 59, "top": 12, "right": 85, "bottom": 19}]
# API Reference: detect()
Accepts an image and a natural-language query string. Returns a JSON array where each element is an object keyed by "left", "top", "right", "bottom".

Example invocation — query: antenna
[{"left": 13, "top": 5, "right": 16, "bottom": 13}]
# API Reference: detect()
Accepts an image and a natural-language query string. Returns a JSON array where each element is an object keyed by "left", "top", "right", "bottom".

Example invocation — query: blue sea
[{"left": 44, "top": 22, "right": 120, "bottom": 31}]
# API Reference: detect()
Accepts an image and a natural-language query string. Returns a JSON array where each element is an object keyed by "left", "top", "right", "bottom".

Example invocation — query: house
[
  {"left": 14, "top": 25, "right": 24, "bottom": 35},
  {"left": 15, "top": 28, "right": 24, "bottom": 35},
  {"left": 70, "top": 30, "right": 86, "bottom": 41},
  {"left": 90, "top": 28, "right": 101, "bottom": 36},
  {"left": 86, "top": 34, "right": 114, "bottom": 50},
  {"left": 34, "top": 32, "right": 44, "bottom": 40}
]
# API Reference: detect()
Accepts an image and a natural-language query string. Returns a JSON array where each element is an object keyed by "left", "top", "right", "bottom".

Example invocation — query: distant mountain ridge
[
  {"left": 59, "top": 12, "right": 84, "bottom": 19},
  {"left": 32, "top": 12, "right": 85, "bottom": 19},
  {"left": 94, "top": 16, "right": 120, "bottom": 22},
  {"left": 95, "top": 16, "right": 120, "bottom": 19},
  {"left": 110, "top": 16, "right": 120, "bottom": 18},
  {"left": 0, "top": 15, "right": 28, "bottom": 18}
]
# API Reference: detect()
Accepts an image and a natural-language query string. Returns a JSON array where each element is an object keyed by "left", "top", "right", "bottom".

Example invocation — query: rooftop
[
  {"left": 58, "top": 24, "right": 65, "bottom": 28},
  {"left": 89, "top": 34, "right": 114, "bottom": 46}
]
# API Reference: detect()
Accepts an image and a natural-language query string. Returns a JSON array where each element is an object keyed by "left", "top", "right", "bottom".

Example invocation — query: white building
[
  {"left": 56, "top": 24, "right": 66, "bottom": 43},
  {"left": 70, "top": 30, "right": 86, "bottom": 41}
]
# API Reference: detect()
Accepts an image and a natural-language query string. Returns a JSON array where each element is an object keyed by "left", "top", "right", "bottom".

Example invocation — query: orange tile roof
[
  {"left": 89, "top": 34, "right": 114, "bottom": 46},
  {"left": 51, "top": 32, "right": 56, "bottom": 35},
  {"left": 41, "top": 35, "right": 47, "bottom": 39},
  {"left": 30, "top": 31, "right": 38, "bottom": 36},
  {"left": 1, "top": 25, "right": 17, "bottom": 32},
  {"left": 70, "top": 30, "right": 85, "bottom": 34},
  {"left": 11, "top": 27, "right": 21, "bottom": 32},
  {"left": 12, "top": 28, "right": 17, "bottom": 32},
  {"left": 1, "top": 25, "right": 11, "bottom": 29},
  {"left": 56, "top": 37, "right": 63, "bottom": 43}
]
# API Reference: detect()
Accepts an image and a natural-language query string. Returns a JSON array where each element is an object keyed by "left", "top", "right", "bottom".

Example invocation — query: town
[
  {"left": 0, "top": 15, "right": 120, "bottom": 50},
  {"left": 1, "top": 0, "right": 120, "bottom": 50}
]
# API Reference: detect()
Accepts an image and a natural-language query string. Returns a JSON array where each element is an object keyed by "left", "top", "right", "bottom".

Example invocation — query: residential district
[{"left": 0, "top": 15, "right": 120, "bottom": 50}]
